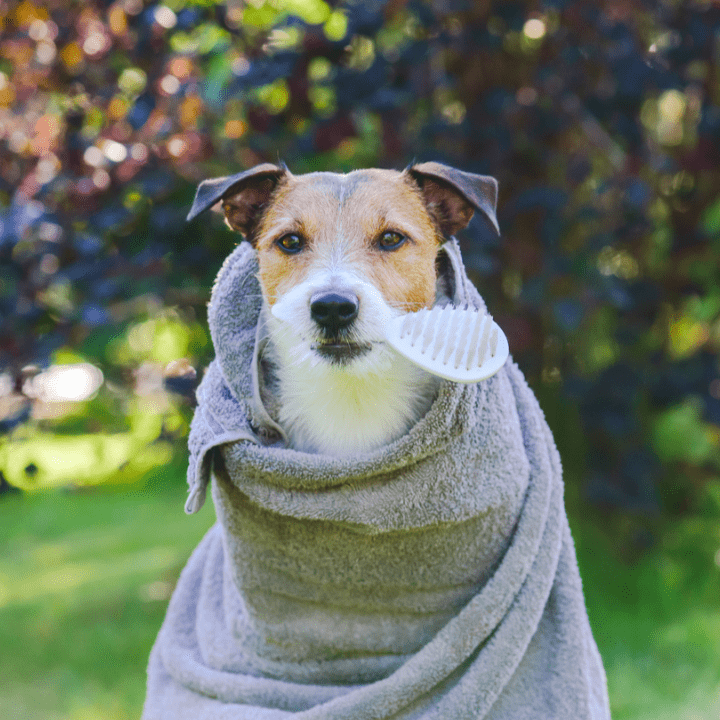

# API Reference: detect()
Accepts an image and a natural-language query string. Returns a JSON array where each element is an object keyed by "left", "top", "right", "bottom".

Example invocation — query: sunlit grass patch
[
  {"left": 0, "top": 546, "right": 179, "bottom": 609},
  {"left": 0, "top": 432, "right": 175, "bottom": 491}
]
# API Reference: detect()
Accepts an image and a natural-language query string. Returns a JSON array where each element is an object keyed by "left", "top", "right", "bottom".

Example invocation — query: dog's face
[
  {"left": 255, "top": 169, "right": 443, "bottom": 369},
  {"left": 190, "top": 162, "right": 498, "bottom": 375}
]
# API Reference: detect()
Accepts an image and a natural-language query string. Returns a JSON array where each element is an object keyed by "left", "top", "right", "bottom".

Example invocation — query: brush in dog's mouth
[{"left": 310, "top": 341, "right": 374, "bottom": 365}]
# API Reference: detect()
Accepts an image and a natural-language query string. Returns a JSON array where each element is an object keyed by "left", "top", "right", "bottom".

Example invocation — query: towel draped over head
[{"left": 142, "top": 240, "right": 611, "bottom": 719}]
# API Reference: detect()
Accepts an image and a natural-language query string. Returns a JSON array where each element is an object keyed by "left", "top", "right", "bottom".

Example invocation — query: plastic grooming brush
[{"left": 385, "top": 305, "right": 509, "bottom": 383}]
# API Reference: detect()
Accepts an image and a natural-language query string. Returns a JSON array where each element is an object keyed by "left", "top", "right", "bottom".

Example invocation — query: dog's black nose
[{"left": 310, "top": 292, "right": 359, "bottom": 332}]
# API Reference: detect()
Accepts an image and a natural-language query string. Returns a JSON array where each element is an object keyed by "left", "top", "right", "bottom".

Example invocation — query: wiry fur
[
  {"left": 267, "top": 269, "right": 440, "bottom": 455},
  {"left": 252, "top": 169, "right": 447, "bottom": 456}
]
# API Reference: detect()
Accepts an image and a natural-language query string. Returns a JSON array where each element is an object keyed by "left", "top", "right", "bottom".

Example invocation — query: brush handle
[{"left": 385, "top": 306, "right": 509, "bottom": 383}]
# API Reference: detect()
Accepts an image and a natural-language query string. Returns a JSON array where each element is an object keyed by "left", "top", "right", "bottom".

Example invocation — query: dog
[
  {"left": 142, "top": 165, "right": 611, "bottom": 719},
  {"left": 189, "top": 161, "right": 498, "bottom": 455}
]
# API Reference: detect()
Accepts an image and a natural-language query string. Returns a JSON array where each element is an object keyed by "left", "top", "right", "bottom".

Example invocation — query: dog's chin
[{"left": 311, "top": 341, "right": 373, "bottom": 366}]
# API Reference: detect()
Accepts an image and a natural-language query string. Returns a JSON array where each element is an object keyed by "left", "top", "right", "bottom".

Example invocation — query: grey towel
[{"left": 142, "top": 240, "right": 611, "bottom": 719}]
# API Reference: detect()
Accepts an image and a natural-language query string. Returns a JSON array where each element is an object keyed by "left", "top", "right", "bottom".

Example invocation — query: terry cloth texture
[{"left": 142, "top": 239, "right": 611, "bottom": 720}]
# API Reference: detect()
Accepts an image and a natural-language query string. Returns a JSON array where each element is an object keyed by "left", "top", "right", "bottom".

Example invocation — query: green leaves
[
  {"left": 1, "top": 0, "right": 720, "bottom": 529},
  {"left": 653, "top": 400, "right": 719, "bottom": 466}
]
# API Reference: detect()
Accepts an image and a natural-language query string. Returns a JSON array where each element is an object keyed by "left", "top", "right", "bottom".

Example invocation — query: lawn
[
  {"left": 0, "top": 459, "right": 215, "bottom": 720},
  {"left": 1, "top": 461, "right": 719, "bottom": 720}
]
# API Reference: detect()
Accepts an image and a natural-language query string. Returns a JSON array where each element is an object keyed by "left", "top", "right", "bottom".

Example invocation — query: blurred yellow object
[
  {"left": 60, "top": 41, "right": 83, "bottom": 70},
  {"left": 224, "top": 120, "right": 246, "bottom": 139}
]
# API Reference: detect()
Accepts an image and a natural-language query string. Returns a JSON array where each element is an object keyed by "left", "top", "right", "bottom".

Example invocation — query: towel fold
[{"left": 142, "top": 240, "right": 610, "bottom": 719}]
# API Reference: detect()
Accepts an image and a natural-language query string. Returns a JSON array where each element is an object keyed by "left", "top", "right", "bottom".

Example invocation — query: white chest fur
[{"left": 266, "top": 328, "right": 440, "bottom": 456}]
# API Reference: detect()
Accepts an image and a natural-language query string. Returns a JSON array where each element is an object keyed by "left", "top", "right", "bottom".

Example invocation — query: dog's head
[{"left": 189, "top": 162, "right": 498, "bottom": 372}]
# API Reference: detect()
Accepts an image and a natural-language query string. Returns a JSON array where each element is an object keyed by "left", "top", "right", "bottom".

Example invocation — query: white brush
[{"left": 385, "top": 305, "right": 509, "bottom": 383}]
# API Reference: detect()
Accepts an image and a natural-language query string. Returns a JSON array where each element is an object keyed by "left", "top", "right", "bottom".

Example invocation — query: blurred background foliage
[{"left": 1, "top": 0, "right": 720, "bottom": 718}]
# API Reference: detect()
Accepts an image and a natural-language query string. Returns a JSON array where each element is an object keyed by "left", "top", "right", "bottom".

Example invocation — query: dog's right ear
[{"left": 187, "top": 163, "right": 287, "bottom": 240}]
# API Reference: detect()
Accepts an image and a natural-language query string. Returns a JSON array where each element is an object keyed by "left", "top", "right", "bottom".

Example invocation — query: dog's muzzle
[
  {"left": 310, "top": 291, "right": 359, "bottom": 333},
  {"left": 309, "top": 291, "right": 372, "bottom": 364}
]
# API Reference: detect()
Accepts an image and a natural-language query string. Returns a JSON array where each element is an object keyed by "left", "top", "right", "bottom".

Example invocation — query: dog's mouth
[{"left": 310, "top": 341, "right": 374, "bottom": 365}]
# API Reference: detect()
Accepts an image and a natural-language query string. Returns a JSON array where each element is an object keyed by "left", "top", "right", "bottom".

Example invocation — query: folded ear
[
  {"left": 408, "top": 161, "right": 499, "bottom": 237},
  {"left": 186, "top": 163, "right": 287, "bottom": 240}
]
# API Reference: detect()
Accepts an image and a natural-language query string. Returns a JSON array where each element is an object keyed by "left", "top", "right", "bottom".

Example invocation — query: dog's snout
[{"left": 310, "top": 292, "right": 359, "bottom": 332}]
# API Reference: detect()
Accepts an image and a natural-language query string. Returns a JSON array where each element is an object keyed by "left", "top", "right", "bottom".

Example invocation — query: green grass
[
  {"left": 0, "top": 460, "right": 215, "bottom": 720},
  {"left": 1, "top": 463, "right": 719, "bottom": 719},
  {"left": 571, "top": 505, "right": 720, "bottom": 720}
]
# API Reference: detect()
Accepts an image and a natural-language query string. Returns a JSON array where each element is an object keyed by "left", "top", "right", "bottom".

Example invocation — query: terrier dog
[
  {"left": 188, "top": 162, "right": 499, "bottom": 456},
  {"left": 145, "top": 167, "right": 610, "bottom": 719}
]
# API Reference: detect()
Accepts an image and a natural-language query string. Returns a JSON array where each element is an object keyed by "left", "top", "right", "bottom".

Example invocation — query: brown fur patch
[
  {"left": 222, "top": 174, "right": 285, "bottom": 239},
  {"left": 253, "top": 169, "right": 443, "bottom": 311},
  {"left": 416, "top": 177, "right": 475, "bottom": 237}
]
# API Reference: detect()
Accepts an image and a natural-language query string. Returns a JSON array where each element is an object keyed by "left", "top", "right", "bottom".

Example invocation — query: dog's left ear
[
  {"left": 186, "top": 163, "right": 287, "bottom": 239},
  {"left": 408, "top": 162, "right": 499, "bottom": 237}
]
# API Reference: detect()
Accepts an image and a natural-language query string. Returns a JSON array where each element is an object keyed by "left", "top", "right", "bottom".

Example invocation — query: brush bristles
[
  {"left": 454, "top": 311, "right": 475, "bottom": 369},
  {"left": 398, "top": 306, "right": 497, "bottom": 371},
  {"left": 476, "top": 312, "right": 492, "bottom": 370},
  {"left": 443, "top": 310, "right": 462, "bottom": 365}
]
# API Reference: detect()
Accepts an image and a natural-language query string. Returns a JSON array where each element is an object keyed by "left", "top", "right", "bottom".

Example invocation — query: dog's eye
[
  {"left": 276, "top": 234, "right": 304, "bottom": 254},
  {"left": 376, "top": 231, "right": 406, "bottom": 250}
]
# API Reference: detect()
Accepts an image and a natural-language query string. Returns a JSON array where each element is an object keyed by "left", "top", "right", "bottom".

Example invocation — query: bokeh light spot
[
  {"left": 224, "top": 120, "right": 247, "bottom": 139},
  {"left": 160, "top": 74, "right": 181, "bottom": 95},
  {"left": 170, "top": 57, "right": 193, "bottom": 79},
  {"left": 231, "top": 56, "right": 251, "bottom": 76},
  {"left": 154, "top": 6, "right": 177, "bottom": 29},
  {"left": 92, "top": 168, "right": 111, "bottom": 190},
  {"left": 167, "top": 136, "right": 188, "bottom": 157},
  {"left": 118, "top": 67, "right": 147, "bottom": 95},
  {"left": 523, "top": 18, "right": 546, "bottom": 40},
  {"left": 83, "top": 32, "right": 107, "bottom": 56},
  {"left": 60, "top": 41, "right": 83, "bottom": 70},
  {"left": 35, "top": 155, "right": 60, "bottom": 184},
  {"left": 130, "top": 142, "right": 148, "bottom": 161},
  {"left": 659, "top": 90, "right": 686, "bottom": 123},
  {"left": 324, "top": 11, "right": 347, "bottom": 41},
  {"left": 108, "top": 6, "right": 128, "bottom": 35},
  {"left": 29, "top": 364, "right": 104, "bottom": 403},
  {"left": 28, "top": 18, "right": 48, "bottom": 40},
  {"left": 101, "top": 139, "right": 128, "bottom": 163},
  {"left": 83, "top": 146, "right": 105, "bottom": 168},
  {"left": 442, "top": 100, "right": 466, "bottom": 125},
  {"left": 36, "top": 40, "right": 57, "bottom": 64}
]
